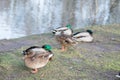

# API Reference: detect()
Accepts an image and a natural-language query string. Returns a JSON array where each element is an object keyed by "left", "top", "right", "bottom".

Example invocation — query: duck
[
  {"left": 116, "top": 72, "right": 120, "bottom": 78},
  {"left": 52, "top": 24, "right": 73, "bottom": 36},
  {"left": 55, "top": 35, "right": 76, "bottom": 51},
  {"left": 52, "top": 24, "right": 76, "bottom": 51},
  {"left": 72, "top": 30, "right": 93, "bottom": 42},
  {"left": 22, "top": 44, "right": 53, "bottom": 73}
]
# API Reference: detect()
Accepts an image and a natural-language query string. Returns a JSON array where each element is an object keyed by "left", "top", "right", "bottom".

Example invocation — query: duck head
[
  {"left": 42, "top": 44, "right": 52, "bottom": 51},
  {"left": 86, "top": 30, "right": 93, "bottom": 36},
  {"left": 66, "top": 24, "right": 72, "bottom": 29}
]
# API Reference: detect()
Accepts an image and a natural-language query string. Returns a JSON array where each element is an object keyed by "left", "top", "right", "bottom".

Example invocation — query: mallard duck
[
  {"left": 56, "top": 35, "right": 76, "bottom": 51},
  {"left": 52, "top": 24, "right": 76, "bottom": 51},
  {"left": 22, "top": 45, "right": 53, "bottom": 73},
  {"left": 52, "top": 24, "right": 73, "bottom": 36},
  {"left": 116, "top": 72, "right": 120, "bottom": 78},
  {"left": 72, "top": 30, "right": 93, "bottom": 42}
]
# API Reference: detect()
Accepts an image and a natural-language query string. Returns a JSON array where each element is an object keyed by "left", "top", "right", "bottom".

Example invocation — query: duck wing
[
  {"left": 73, "top": 32, "right": 90, "bottom": 38},
  {"left": 55, "top": 27, "right": 68, "bottom": 31}
]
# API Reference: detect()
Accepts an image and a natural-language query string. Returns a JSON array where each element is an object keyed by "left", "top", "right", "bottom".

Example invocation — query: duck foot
[
  {"left": 31, "top": 68, "right": 38, "bottom": 74},
  {"left": 61, "top": 46, "right": 66, "bottom": 52}
]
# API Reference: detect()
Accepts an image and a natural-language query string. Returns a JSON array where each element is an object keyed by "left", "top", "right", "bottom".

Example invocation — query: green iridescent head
[
  {"left": 66, "top": 24, "right": 72, "bottom": 29},
  {"left": 42, "top": 44, "right": 52, "bottom": 51}
]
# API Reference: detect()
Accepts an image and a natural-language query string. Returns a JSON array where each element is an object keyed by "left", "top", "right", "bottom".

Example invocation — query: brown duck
[
  {"left": 52, "top": 24, "right": 76, "bottom": 51},
  {"left": 22, "top": 45, "right": 53, "bottom": 73}
]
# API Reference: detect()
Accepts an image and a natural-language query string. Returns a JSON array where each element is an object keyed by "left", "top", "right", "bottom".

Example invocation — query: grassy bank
[{"left": 0, "top": 24, "right": 120, "bottom": 80}]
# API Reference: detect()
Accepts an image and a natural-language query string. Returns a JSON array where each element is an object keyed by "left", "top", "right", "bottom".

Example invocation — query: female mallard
[
  {"left": 56, "top": 35, "right": 76, "bottom": 51},
  {"left": 23, "top": 45, "right": 53, "bottom": 73},
  {"left": 52, "top": 24, "right": 76, "bottom": 51},
  {"left": 72, "top": 30, "right": 93, "bottom": 42}
]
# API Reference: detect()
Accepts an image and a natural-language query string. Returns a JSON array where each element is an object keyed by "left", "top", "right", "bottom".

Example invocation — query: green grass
[
  {"left": 1, "top": 49, "right": 119, "bottom": 80},
  {"left": 0, "top": 48, "right": 84, "bottom": 80},
  {"left": 0, "top": 24, "right": 120, "bottom": 80}
]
